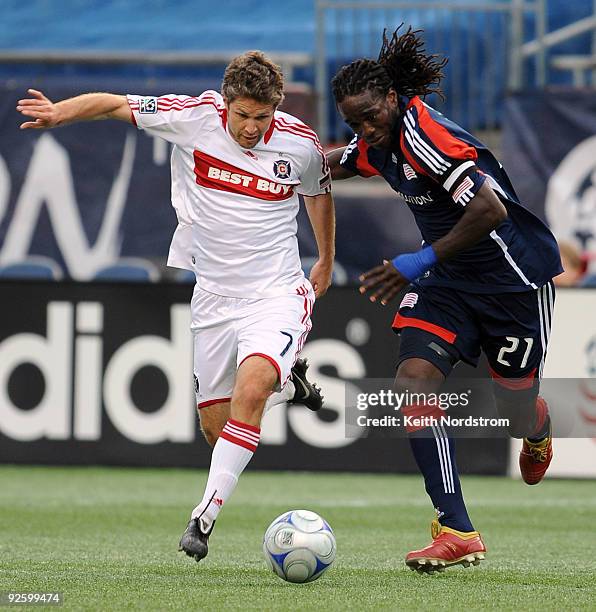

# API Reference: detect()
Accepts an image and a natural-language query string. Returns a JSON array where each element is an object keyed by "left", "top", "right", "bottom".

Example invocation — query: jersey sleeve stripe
[
  {"left": 276, "top": 116, "right": 319, "bottom": 139},
  {"left": 443, "top": 160, "right": 476, "bottom": 191},
  {"left": 275, "top": 119, "right": 324, "bottom": 150},
  {"left": 274, "top": 124, "right": 325, "bottom": 157},
  {"left": 404, "top": 111, "right": 451, "bottom": 173},
  {"left": 399, "top": 131, "right": 428, "bottom": 176},
  {"left": 156, "top": 100, "right": 223, "bottom": 113},
  {"left": 273, "top": 122, "right": 320, "bottom": 144},
  {"left": 404, "top": 129, "right": 445, "bottom": 174},
  {"left": 157, "top": 101, "right": 207, "bottom": 110},
  {"left": 406, "top": 111, "right": 451, "bottom": 170},
  {"left": 157, "top": 98, "right": 214, "bottom": 107},
  {"left": 273, "top": 119, "right": 329, "bottom": 176},
  {"left": 414, "top": 100, "right": 478, "bottom": 161},
  {"left": 158, "top": 95, "right": 203, "bottom": 104}
]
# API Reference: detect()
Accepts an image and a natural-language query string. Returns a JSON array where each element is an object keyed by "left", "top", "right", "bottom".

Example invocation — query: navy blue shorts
[{"left": 392, "top": 282, "right": 556, "bottom": 386}]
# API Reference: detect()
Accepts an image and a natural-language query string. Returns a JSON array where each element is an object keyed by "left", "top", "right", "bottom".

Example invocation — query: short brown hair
[{"left": 221, "top": 51, "right": 285, "bottom": 107}]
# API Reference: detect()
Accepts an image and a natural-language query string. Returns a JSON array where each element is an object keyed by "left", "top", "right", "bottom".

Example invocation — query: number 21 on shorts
[{"left": 497, "top": 336, "right": 534, "bottom": 368}]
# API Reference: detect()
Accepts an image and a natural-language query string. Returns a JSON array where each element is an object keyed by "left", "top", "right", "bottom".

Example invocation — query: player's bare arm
[
  {"left": 17, "top": 88, "right": 132, "bottom": 129},
  {"left": 304, "top": 191, "right": 335, "bottom": 298},
  {"left": 360, "top": 182, "right": 508, "bottom": 305},
  {"left": 326, "top": 147, "right": 357, "bottom": 180}
]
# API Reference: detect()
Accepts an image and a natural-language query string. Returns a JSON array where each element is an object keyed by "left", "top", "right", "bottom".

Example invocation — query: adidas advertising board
[{"left": 0, "top": 284, "right": 507, "bottom": 473}]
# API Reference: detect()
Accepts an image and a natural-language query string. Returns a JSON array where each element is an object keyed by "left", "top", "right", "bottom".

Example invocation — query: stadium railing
[{"left": 314, "top": 0, "right": 596, "bottom": 142}]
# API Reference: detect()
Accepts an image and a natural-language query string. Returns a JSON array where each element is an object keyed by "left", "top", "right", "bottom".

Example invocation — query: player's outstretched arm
[
  {"left": 17, "top": 89, "right": 132, "bottom": 130},
  {"left": 326, "top": 147, "right": 356, "bottom": 180},
  {"left": 304, "top": 191, "right": 335, "bottom": 298}
]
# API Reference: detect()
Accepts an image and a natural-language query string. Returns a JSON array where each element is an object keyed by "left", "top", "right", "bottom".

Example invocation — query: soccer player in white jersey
[{"left": 17, "top": 51, "right": 335, "bottom": 562}]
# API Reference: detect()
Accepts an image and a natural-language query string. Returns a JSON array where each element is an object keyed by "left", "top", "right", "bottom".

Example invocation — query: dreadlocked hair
[
  {"left": 378, "top": 25, "right": 447, "bottom": 99},
  {"left": 331, "top": 25, "right": 448, "bottom": 103}
]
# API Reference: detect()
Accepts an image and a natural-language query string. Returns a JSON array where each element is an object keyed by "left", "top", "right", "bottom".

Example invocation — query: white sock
[
  {"left": 191, "top": 419, "right": 260, "bottom": 528},
  {"left": 263, "top": 380, "right": 295, "bottom": 414}
]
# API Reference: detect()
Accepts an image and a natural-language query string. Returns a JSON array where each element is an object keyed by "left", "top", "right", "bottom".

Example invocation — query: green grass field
[{"left": 0, "top": 467, "right": 595, "bottom": 611}]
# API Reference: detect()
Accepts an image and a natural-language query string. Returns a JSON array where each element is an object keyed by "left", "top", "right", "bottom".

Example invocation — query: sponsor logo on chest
[
  {"left": 396, "top": 189, "right": 434, "bottom": 206},
  {"left": 194, "top": 150, "right": 294, "bottom": 200}
]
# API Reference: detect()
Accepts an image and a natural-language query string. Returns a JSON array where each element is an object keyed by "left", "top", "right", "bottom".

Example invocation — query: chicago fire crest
[{"left": 273, "top": 159, "right": 291, "bottom": 179}]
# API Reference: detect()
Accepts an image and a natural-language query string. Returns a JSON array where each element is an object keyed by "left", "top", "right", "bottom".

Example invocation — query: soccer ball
[{"left": 263, "top": 509, "right": 336, "bottom": 583}]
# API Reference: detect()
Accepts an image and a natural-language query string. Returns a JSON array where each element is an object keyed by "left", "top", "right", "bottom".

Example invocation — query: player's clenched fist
[
  {"left": 309, "top": 259, "right": 333, "bottom": 299},
  {"left": 16, "top": 89, "right": 61, "bottom": 129}
]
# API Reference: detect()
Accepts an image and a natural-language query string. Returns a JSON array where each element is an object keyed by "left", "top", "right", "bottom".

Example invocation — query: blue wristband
[{"left": 391, "top": 246, "right": 438, "bottom": 281}]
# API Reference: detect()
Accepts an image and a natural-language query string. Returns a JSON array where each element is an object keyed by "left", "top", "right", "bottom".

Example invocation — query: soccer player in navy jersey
[{"left": 327, "top": 27, "right": 562, "bottom": 572}]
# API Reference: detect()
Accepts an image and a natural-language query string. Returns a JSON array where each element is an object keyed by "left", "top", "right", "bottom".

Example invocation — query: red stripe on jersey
[
  {"left": 274, "top": 124, "right": 328, "bottom": 173},
  {"left": 158, "top": 95, "right": 203, "bottom": 104},
  {"left": 356, "top": 140, "right": 380, "bottom": 177},
  {"left": 409, "top": 98, "right": 477, "bottom": 161},
  {"left": 400, "top": 130, "right": 428, "bottom": 176},
  {"left": 273, "top": 124, "right": 324, "bottom": 152},
  {"left": 263, "top": 118, "right": 276, "bottom": 144},
  {"left": 273, "top": 120, "right": 325, "bottom": 156},
  {"left": 273, "top": 120, "right": 328, "bottom": 175},
  {"left": 193, "top": 150, "right": 295, "bottom": 201},
  {"left": 157, "top": 103, "right": 202, "bottom": 111},
  {"left": 273, "top": 119, "right": 322, "bottom": 143},
  {"left": 157, "top": 99, "right": 222, "bottom": 113},
  {"left": 276, "top": 117, "right": 319, "bottom": 140},
  {"left": 157, "top": 97, "right": 217, "bottom": 109}
]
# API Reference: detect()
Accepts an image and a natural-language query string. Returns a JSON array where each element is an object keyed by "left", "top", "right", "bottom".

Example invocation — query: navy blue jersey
[{"left": 340, "top": 96, "right": 562, "bottom": 293}]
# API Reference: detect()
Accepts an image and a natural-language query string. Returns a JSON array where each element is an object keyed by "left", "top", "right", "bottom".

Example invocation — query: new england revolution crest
[{"left": 273, "top": 159, "right": 292, "bottom": 179}]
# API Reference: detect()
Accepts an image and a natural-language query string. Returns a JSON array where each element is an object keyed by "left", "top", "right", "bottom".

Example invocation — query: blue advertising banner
[
  {"left": 502, "top": 89, "right": 596, "bottom": 258},
  {"left": 0, "top": 78, "right": 421, "bottom": 283}
]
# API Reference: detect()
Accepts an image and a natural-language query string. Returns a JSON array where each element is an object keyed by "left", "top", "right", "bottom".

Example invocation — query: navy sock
[{"left": 409, "top": 426, "right": 475, "bottom": 533}]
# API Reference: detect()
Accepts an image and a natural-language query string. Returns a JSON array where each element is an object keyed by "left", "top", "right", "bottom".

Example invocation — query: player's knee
[
  {"left": 395, "top": 358, "right": 444, "bottom": 393},
  {"left": 235, "top": 380, "right": 274, "bottom": 414}
]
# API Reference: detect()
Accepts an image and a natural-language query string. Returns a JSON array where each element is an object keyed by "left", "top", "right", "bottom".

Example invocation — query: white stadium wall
[{"left": 508, "top": 289, "right": 596, "bottom": 478}]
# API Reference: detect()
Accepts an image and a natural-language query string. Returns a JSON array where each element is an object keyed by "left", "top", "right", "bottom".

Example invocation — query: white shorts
[{"left": 191, "top": 281, "right": 315, "bottom": 408}]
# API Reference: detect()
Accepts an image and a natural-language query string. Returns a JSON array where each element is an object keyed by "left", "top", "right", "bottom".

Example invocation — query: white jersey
[{"left": 127, "top": 90, "right": 330, "bottom": 298}]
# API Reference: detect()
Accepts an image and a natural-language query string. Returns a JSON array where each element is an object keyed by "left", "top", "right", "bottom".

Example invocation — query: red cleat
[
  {"left": 406, "top": 520, "right": 487, "bottom": 573},
  {"left": 519, "top": 418, "right": 553, "bottom": 485}
]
